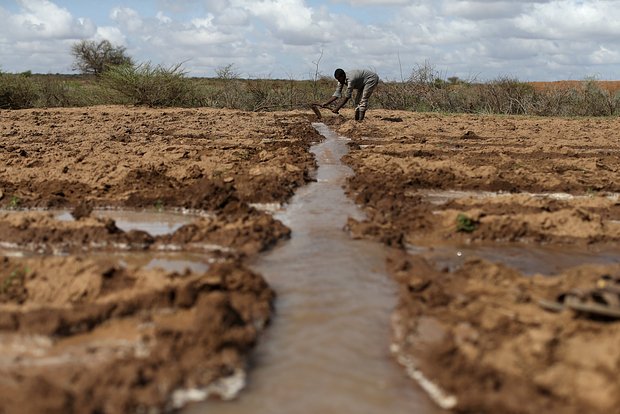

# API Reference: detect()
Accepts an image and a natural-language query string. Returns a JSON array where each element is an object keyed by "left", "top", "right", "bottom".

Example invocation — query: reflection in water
[
  {"left": 56, "top": 209, "right": 196, "bottom": 236},
  {"left": 184, "top": 124, "right": 439, "bottom": 414},
  {"left": 412, "top": 189, "right": 620, "bottom": 205},
  {"left": 144, "top": 257, "right": 209, "bottom": 274},
  {"left": 408, "top": 244, "right": 620, "bottom": 276},
  {"left": 118, "top": 251, "right": 213, "bottom": 274},
  {"left": 1, "top": 209, "right": 214, "bottom": 274}
]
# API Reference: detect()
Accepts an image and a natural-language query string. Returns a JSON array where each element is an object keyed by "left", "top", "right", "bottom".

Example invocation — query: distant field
[{"left": 530, "top": 80, "right": 620, "bottom": 93}]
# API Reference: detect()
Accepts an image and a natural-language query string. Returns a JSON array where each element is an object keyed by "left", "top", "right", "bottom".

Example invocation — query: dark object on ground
[{"left": 310, "top": 104, "right": 322, "bottom": 119}]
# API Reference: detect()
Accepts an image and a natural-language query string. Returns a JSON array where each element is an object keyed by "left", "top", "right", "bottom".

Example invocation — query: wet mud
[
  {"left": 0, "top": 107, "right": 320, "bottom": 413},
  {"left": 184, "top": 123, "right": 441, "bottom": 414},
  {"left": 2, "top": 105, "right": 620, "bottom": 413},
  {"left": 323, "top": 109, "right": 620, "bottom": 413}
]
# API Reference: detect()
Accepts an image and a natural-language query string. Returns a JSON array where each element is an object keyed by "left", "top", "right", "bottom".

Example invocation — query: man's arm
[
  {"left": 320, "top": 81, "right": 346, "bottom": 108},
  {"left": 320, "top": 96, "right": 338, "bottom": 107},
  {"left": 332, "top": 96, "right": 350, "bottom": 113},
  {"left": 314, "top": 96, "right": 347, "bottom": 114}
]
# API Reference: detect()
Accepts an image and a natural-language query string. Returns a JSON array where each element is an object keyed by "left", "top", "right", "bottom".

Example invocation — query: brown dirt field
[
  {"left": 0, "top": 106, "right": 320, "bottom": 413},
  {"left": 2, "top": 105, "right": 620, "bottom": 413},
  {"left": 322, "top": 109, "right": 620, "bottom": 414},
  {"left": 530, "top": 80, "right": 620, "bottom": 94}
]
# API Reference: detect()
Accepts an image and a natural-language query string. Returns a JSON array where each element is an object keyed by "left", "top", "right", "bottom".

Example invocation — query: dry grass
[{"left": 2, "top": 70, "right": 620, "bottom": 116}]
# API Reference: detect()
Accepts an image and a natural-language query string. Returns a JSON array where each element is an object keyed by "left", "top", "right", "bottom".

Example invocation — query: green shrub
[
  {"left": 101, "top": 62, "right": 199, "bottom": 107},
  {"left": 579, "top": 79, "right": 618, "bottom": 116},
  {"left": 480, "top": 77, "right": 535, "bottom": 115},
  {"left": 0, "top": 72, "right": 38, "bottom": 109},
  {"left": 456, "top": 213, "right": 477, "bottom": 233},
  {"left": 36, "top": 77, "right": 74, "bottom": 107}
]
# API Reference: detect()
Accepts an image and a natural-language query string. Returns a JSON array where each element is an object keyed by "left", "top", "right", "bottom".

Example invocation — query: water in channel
[{"left": 185, "top": 123, "right": 440, "bottom": 414}]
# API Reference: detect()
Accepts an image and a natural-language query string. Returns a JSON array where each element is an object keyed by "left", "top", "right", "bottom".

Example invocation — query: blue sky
[{"left": 1, "top": 0, "right": 620, "bottom": 81}]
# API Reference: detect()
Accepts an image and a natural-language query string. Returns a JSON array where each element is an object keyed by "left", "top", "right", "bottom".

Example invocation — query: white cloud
[
  {"left": 332, "top": 0, "right": 411, "bottom": 5},
  {"left": 110, "top": 7, "right": 144, "bottom": 32},
  {"left": 5, "top": 0, "right": 94, "bottom": 39},
  {"left": 216, "top": 8, "right": 249, "bottom": 26},
  {"left": 590, "top": 45, "right": 620, "bottom": 65},
  {"left": 441, "top": 1, "right": 525, "bottom": 20},
  {"left": 515, "top": 0, "right": 620, "bottom": 40},
  {"left": 95, "top": 26, "right": 127, "bottom": 46},
  {"left": 156, "top": 11, "right": 172, "bottom": 24},
  {"left": 235, "top": 0, "right": 333, "bottom": 45},
  {"left": 190, "top": 15, "right": 216, "bottom": 29},
  {"left": 1, "top": 0, "right": 620, "bottom": 80}
]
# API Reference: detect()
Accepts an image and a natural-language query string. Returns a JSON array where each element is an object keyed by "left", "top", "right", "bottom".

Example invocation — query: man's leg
[
  {"left": 355, "top": 74, "right": 379, "bottom": 120},
  {"left": 353, "top": 90, "right": 362, "bottom": 120}
]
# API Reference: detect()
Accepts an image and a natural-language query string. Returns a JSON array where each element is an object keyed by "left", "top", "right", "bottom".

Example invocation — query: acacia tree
[{"left": 71, "top": 40, "right": 133, "bottom": 75}]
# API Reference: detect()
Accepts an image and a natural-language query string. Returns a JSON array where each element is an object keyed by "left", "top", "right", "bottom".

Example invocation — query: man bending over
[{"left": 319, "top": 68, "right": 379, "bottom": 121}]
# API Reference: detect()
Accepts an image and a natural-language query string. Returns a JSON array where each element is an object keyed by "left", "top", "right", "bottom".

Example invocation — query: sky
[{"left": 1, "top": 0, "right": 620, "bottom": 81}]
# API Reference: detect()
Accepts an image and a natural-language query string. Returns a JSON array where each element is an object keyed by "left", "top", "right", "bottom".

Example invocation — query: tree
[
  {"left": 215, "top": 63, "right": 240, "bottom": 80},
  {"left": 71, "top": 40, "right": 133, "bottom": 75}
]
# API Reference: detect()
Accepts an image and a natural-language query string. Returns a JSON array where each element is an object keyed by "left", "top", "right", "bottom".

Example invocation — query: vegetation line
[{"left": 1, "top": 40, "right": 618, "bottom": 116}]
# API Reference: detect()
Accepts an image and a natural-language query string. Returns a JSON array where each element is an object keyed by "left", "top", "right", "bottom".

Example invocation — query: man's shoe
[
  {"left": 358, "top": 110, "right": 365, "bottom": 121},
  {"left": 354, "top": 108, "right": 360, "bottom": 120}
]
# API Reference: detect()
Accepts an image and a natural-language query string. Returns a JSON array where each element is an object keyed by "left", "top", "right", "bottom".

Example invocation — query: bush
[
  {"left": 529, "top": 80, "right": 620, "bottom": 117},
  {"left": 456, "top": 213, "right": 477, "bottom": 233},
  {"left": 579, "top": 79, "right": 618, "bottom": 116},
  {"left": 479, "top": 77, "right": 535, "bottom": 115},
  {"left": 101, "top": 63, "right": 200, "bottom": 107},
  {"left": 0, "top": 72, "right": 38, "bottom": 109}
]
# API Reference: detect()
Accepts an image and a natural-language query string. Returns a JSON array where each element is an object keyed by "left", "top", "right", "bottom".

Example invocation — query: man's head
[{"left": 334, "top": 68, "right": 346, "bottom": 84}]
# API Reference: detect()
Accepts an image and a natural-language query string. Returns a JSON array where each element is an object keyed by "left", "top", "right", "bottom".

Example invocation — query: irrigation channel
[
  {"left": 2, "top": 123, "right": 618, "bottom": 412},
  {"left": 184, "top": 123, "right": 442, "bottom": 413},
  {"left": 2, "top": 122, "right": 618, "bottom": 413}
]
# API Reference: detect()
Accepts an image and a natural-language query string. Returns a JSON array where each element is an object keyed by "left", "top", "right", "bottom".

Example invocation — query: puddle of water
[
  {"left": 1, "top": 207, "right": 214, "bottom": 274},
  {"left": 117, "top": 251, "right": 213, "bottom": 274},
  {"left": 55, "top": 209, "right": 196, "bottom": 236},
  {"left": 249, "top": 203, "right": 283, "bottom": 214},
  {"left": 407, "top": 243, "right": 620, "bottom": 276},
  {"left": 407, "top": 189, "right": 620, "bottom": 205},
  {"left": 182, "top": 124, "right": 440, "bottom": 414}
]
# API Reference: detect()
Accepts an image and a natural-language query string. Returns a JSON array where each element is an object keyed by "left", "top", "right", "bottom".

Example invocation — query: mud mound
[
  {"left": 0, "top": 209, "right": 289, "bottom": 257},
  {"left": 339, "top": 111, "right": 620, "bottom": 247},
  {"left": 389, "top": 252, "right": 620, "bottom": 414},
  {"left": 159, "top": 212, "right": 290, "bottom": 255},
  {"left": 0, "top": 257, "right": 274, "bottom": 413},
  {"left": 0, "top": 107, "right": 320, "bottom": 210},
  {"left": 337, "top": 111, "right": 620, "bottom": 194}
]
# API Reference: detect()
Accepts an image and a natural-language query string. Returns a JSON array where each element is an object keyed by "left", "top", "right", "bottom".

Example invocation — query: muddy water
[
  {"left": 185, "top": 124, "right": 440, "bottom": 414},
  {"left": 1, "top": 209, "right": 214, "bottom": 273},
  {"left": 55, "top": 209, "right": 198, "bottom": 236},
  {"left": 408, "top": 244, "right": 620, "bottom": 276}
]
